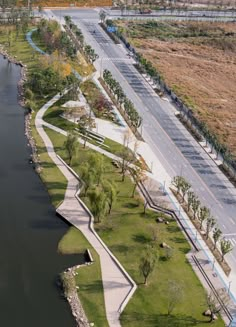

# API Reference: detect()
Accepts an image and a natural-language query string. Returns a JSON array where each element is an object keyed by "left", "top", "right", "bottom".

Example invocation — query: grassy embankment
[
  {"left": 31, "top": 29, "right": 95, "bottom": 77},
  {"left": 0, "top": 26, "right": 108, "bottom": 326},
  {"left": 46, "top": 127, "right": 224, "bottom": 327}
]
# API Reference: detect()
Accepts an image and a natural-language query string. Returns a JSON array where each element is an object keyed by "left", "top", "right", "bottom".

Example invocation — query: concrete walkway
[{"left": 35, "top": 93, "right": 136, "bottom": 327}]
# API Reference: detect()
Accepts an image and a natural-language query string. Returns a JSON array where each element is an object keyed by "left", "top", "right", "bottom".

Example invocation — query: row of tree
[
  {"left": 172, "top": 175, "right": 233, "bottom": 262},
  {"left": 103, "top": 69, "right": 142, "bottom": 131},
  {"left": 64, "top": 15, "right": 98, "bottom": 63},
  {"left": 108, "top": 20, "right": 236, "bottom": 175}
]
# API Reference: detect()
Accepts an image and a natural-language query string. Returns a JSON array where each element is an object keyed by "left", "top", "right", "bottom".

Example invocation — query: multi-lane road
[{"left": 51, "top": 9, "right": 236, "bottom": 275}]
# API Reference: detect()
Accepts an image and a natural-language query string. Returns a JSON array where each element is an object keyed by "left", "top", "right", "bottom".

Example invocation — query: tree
[
  {"left": 187, "top": 190, "right": 195, "bottom": 211},
  {"left": 206, "top": 289, "right": 229, "bottom": 323},
  {"left": 139, "top": 246, "right": 158, "bottom": 285},
  {"left": 166, "top": 280, "right": 184, "bottom": 315},
  {"left": 206, "top": 216, "right": 216, "bottom": 239},
  {"left": 171, "top": 176, "right": 183, "bottom": 195},
  {"left": 87, "top": 189, "right": 109, "bottom": 223},
  {"left": 198, "top": 206, "right": 210, "bottom": 230},
  {"left": 148, "top": 224, "right": 158, "bottom": 243},
  {"left": 220, "top": 238, "right": 233, "bottom": 262},
  {"left": 80, "top": 163, "right": 96, "bottom": 196},
  {"left": 131, "top": 163, "right": 147, "bottom": 197},
  {"left": 99, "top": 10, "right": 107, "bottom": 23},
  {"left": 89, "top": 154, "right": 105, "bottom": 186},
  {"left": 180, "top": 179, "right": 191, "bottom": 201},
  {"left": 191, "top": 195, "right": 200, "bottom": 219},
  {"left": 78, "top": 114, "right": 95, "bottom": 148},
  {"left": 103, "top": 181, "right": 117, "bottom": 214},
  {"left": 64, "top": 132, "right": 78, "bottom": 166},
  {"left": 213, "top": 227, "right": 222, "bottom": 250}
]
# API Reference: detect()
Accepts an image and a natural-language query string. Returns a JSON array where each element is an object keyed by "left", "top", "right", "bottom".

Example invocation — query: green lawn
[
  {"left": 46, "top": 127, "right": 224, "bottom": 327},
  {"left": 58, "top": 227, "right": 109, "bottom": 327},
  {"left": 0, "top": 26, "right": 41, "bottom": 71}
]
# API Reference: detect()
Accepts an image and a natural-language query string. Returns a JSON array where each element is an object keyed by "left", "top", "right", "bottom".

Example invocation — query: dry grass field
[{"left": 117, "top": 20, "right": 236, "bottom": 155}]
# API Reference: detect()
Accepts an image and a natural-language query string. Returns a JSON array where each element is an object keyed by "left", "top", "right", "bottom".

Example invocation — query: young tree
[
  {"left": 131, "top": 164, "right": 147, "bottom": 197},
  {"left": 87, "top": 189, "right": 109, "bottom": 223},
  {"left": 213, "top": 227, "right": 222, "bottom": 250},
  {"left": 191, "top": 196, "right": 200, "bottom": 219},
  {"left": 89, "top": 154, "right": 105, "bottom": 186},
  {"left": 180, "top": 179, "right": 191, "bottom": 202},
  {"left": 206, "top": 289, "right": 229, "bottom": 323},
  {"left": 171, "top": 176, "right": 183, "bottom": 195},
  {"left": 80, "top": 164, "right": 96, "bottom": 196},
  {"left": 220, "top": 239, "right": 233, "bottom": 262},
  {"left": 103, "top": 181, "right": 117, "bottom": 214},
  {"left": 166, "top": 280, "right": 184, "bottom": 316},
  {"left": 148, "top": 224, "right": 158, "bottom": 243},
  {"left": 198, "top": 206, "right": 210, "bottom": 230},
  {"left": 206, "top": 216, "right": 216, "bottom": 239},
  {"left": 64, "top": 132, "right": 78, "bottom": 166},
  {"left": 78, "top": 114, "right": 95, "bottom": 148},
  {"left": 139, "top": 246, "right": 158, "bottom": 286},
  {"left": 187, "top": 190, "right": 195, "bottom": 211},
  {"left": 99, "top": 10, "right": 106, "bottom": 23}
]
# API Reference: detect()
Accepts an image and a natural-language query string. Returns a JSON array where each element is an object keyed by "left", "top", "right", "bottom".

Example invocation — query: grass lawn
[
  {"left": 46, "top": 127, "right": 224, "bottom": 327},
  {"left": 0, "top": 26, "right": 41, "bottom": 71},
  {"left": 58, "top": 227, "right": 109, "bottom": 327}
]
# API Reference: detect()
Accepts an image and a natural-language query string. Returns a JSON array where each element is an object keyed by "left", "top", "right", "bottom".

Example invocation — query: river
[{"left": 0, "top": 55, "right": 82, "bottom": 326}]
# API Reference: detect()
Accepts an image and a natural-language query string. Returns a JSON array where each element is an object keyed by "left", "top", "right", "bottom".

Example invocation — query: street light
[
  {"left": 228, "top": 280, "right": 232, "bottom": 295},
  {"left": 212, "top": 258, "right": 216, "bottom": 271}
]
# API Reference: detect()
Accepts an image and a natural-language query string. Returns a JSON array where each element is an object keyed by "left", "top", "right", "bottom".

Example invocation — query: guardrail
[
  {"left": 138, "top": 180, "right": 199, "bottom": 251},
  {"left": 192, "top": 255, "right": 233, "bottom": 323}
]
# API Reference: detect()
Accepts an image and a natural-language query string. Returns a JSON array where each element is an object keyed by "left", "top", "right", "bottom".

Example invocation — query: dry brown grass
[{"left": 119, "top": 21, "right": 236, "bottom": 156}]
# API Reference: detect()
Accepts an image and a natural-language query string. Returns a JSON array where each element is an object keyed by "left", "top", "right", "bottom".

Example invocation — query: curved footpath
[{"left": 35, "top": 93, "right": 136, "bottom": 327}]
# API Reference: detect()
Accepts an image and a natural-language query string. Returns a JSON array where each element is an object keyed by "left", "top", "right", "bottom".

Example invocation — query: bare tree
[
  {"left": 139, "top": 246, "right": 158, "bottom": 285},
  {"left": 205, "top": 289, "right": 229, "bottom": 323},
  {"left": 166, "top": 280, "right": 184, "bottom": 315}
]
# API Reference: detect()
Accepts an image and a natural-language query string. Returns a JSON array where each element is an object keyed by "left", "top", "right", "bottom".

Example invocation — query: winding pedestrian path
[{"left": 35, "top": 93, "right": 136, "bottom": 327}]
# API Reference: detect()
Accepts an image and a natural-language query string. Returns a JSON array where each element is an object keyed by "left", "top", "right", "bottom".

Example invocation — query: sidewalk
[{"left": 35, "top": 93, "right": 136, "bottom": 327}]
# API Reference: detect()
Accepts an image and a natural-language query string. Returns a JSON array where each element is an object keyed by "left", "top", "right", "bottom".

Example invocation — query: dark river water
[{"left": 0, "top": 55, "right": 82, "bottom": 326}]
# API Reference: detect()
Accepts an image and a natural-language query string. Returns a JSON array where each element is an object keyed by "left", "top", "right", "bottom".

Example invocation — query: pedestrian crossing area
[{"left": 227, "top": 236, "right": 236, "bottom": 247}]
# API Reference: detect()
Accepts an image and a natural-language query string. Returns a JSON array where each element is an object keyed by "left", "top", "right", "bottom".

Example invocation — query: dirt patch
[{"left": 117, "top": 20, "right": 236, "bottom": 156}]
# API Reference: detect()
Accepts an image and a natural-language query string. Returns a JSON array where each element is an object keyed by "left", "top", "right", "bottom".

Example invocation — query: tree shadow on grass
[
  {"left": 179, "top": 247, "right": 190, "bottom": 254},
  {"left": 123, "top": 202, "right": 139, "bottom": 209},
  {"left": 170, "top": 236, "right": 186, "bottom": 244},
  {"left": 167, "top": 225, "right": 180, "bottom": 233},
  {"left": 110, "top": 244, "right": 129, "bottom": 254},
  {"left": 121, "top": 312, "right": 207, "bottom": 327},
  {"left": 132, "top": 233, "right": 151, "bottom": 244}
]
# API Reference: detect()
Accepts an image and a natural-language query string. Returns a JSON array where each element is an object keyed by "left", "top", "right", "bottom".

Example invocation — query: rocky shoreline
[
  {"left": 0, "top": 47, "right": 91, "bottom": 327},
  {"left": 62, "top": 265, "right": 91, "bottom": 327}
]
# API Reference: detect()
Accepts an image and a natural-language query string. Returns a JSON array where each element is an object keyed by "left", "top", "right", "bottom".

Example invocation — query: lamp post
[{"left": 228, "top": 281, "right": 232, "bottom": 295}]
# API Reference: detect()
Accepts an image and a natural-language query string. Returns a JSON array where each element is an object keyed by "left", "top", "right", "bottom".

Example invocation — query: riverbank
[
  {"left": 61, "top": 265, "right": 90, "bottom": 327},
  {"left": 0, "top": 41, "right": 91, "bottom": 327}
]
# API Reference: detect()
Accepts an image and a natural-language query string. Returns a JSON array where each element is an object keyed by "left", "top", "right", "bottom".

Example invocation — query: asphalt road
[{"left": 52, "top": 9, "right": 236, "bottom": 271}]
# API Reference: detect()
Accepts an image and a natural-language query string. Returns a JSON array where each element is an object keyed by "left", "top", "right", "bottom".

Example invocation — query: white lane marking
[
  {"left": 222, "top": 224, "right": 227, "bottom": 229},
  {"left": 224, "top": 233, "right": 236, "bottom": 236},
  {"left": 230, "top": 218, "right": 236, "bottom": 225}
]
